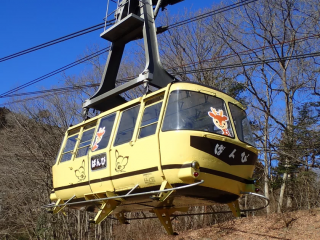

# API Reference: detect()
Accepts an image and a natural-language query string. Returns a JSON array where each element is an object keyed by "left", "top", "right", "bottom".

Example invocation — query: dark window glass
[
  {"left": 114, "top": 105, "right": 140, "bottom": 146},
  {"left": 60, "top": 134, "right": 78, "bottom": 162},
  {"left": 162, "top": 90, "right": 234, "bottom": 137},
  {"left": 139, "top": 124, "right": 158, "bottom": 138},
  {"left": 76, "top": 128, "right": 96, "bottom": 158},
  {"left": 139, "top": 101, "right": 162, "bottom": 139},
  {"left": 92, "top": 113, "right": 116, "bottom": 152},
  {"left": 229, "top": 103, "right": 255, "bottom": 146}
]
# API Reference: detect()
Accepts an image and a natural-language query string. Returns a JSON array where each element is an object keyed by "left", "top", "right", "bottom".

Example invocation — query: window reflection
[
  {"left": 114, "top": 105, "right": 140, "bottom": 146},
  {"left": 92, "top": 113, "right": 116, "bottom": 151},
  {"left": 60, "top": 134, "right": 78, "bottom": 162},
  {"left": 76, "top": 128, "right": 95, "bottom": 158},
  {"left": 162, "top": 90, "right": 234, "bottom": 137},
  {"left": 139, "top": 101, "right": 162, "bottom": 139},
  {"left": 229, "top": 103, "right": 255, "bottom": 146}
]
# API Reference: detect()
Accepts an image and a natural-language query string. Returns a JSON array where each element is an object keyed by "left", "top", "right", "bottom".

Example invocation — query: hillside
[{"left": 159, "top": 210, "right": 320, "bottom": 240}]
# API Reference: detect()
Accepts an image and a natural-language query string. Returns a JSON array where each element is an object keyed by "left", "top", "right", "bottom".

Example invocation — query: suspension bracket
[{"left": 151, "top": 207, "right": 189, "bottom": 235}]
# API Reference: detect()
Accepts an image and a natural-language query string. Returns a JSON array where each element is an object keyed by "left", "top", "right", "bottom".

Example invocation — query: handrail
[
  {"left": 43, "top": 180, "right": 204, "bottom": 209},
  {"left": 240, "top": 191, "right": 270, "bottom": 212},
  {"left": 106, "top": 191, "right": 270, "bottom": 220}
]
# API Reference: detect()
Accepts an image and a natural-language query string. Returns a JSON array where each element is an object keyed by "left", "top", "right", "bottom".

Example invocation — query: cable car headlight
[
  {"left": 191, "top": 161, "right": 200, "bottom": 171},
  {"left": 178, "top": 161, "right": 200, "bottom": 182},
  {"left": 191, "top": 161, "right": 200, "bottom": 178}
]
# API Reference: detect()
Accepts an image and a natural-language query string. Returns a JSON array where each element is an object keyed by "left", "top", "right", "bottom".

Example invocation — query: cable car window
[
  {"left": 139, "top": 101, "right": 162, "bottom": 139},
  {"left": 114, "top": 105, "right": 140, "bottom": 146},
  {"left": 229, "top": 103, "right": 255, "bottom": 146},
  {"left": 162, "top": 90, "right": 234, "bottom": 138},
  {"left": 76, "top": 127, "right": 96, "bottom": 158},
  {"left": 60, "top": 134, "right": 78, "bottom": 162},
  {"left": 92, "top": 113, "right": 116, "bottom": 151}
]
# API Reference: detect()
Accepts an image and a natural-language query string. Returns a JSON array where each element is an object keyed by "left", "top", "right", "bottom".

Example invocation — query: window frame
[
  {"left": 138, "top": 99, "right": 163, "bottom": 139},
  {"left": 161, "top": 89, "right": 235, "bottom": 139},
  {"left": 58, "top": 121, "right": 98, "bottom": 164},
  {"left": 113, "top": 104, "right": 141, "bottom": 147},
  {"left": 75, "top": 124, "right": 97, "bottom": 158},
  {"left": 59, "top": 128, "right": 81, "bottom": 164},
  {"left": 228, "top": 102, "right": 255, "bottom": 147},
  {"left": 91, "top": 112, "right": 117, "bottom": 152}
]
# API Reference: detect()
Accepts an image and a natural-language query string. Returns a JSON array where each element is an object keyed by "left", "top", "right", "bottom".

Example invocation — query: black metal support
[{"left": 83, "top": 0, "right": 180, "bottom": 112}]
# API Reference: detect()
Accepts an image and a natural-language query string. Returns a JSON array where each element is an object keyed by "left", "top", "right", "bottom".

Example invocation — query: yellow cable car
[
  {"left": 45, "top": 0, "right": 268, "bottom": 235},
  {"left": 47, "top": 81, "right": 267, "bottom": 234}
]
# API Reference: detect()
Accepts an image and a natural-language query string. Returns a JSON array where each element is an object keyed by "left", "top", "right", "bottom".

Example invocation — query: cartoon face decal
[
  {"left": 115, "top": 150, "right": 128, "bottom": 172},
  {"left": 208, "top": 107, "right": 232, "bottom": 137},
  {"left": 92, "top": 127, "right": 106, "bottom": 151},
  {"left": 75, "top": 160, "right": 86, "bottom": 181}
]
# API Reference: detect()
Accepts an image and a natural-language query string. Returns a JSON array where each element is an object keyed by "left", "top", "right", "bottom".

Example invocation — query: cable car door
[
  {"left": 110, "top": 97, "right": 164, "bottom": 192},
  {"left": 88, "top": 113, "right": 117, "bottom": 194},
  {"left": 71, "top": 122, "right": 97, "bottom": 196}
]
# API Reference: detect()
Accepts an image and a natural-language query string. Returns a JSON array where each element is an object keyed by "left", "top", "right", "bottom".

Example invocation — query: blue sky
[{"left": 0, "top": 0, "right": 221, "bottom": 106}]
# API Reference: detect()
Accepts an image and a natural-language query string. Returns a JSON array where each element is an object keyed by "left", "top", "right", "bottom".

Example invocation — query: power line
[
  {"left": 171, "top": 50, "right": 320, "bottom": 76},
  {"left": 168, "top": 33, "right": 320, "bottom": 71},
  {"left": 0, "top": 93, "right": 59, "bottom": 106},
  {"left": 2, "top": 29, "right": 319, "bottom": 100},
  {"left": 0, "top": 76, "right": 134, "bottom": 106},
  {"left": 0, "top": 47, "right": 110, "bottom": 98},
  {"left": 2, "top": 49, "right": 320, "bottom": 102},
  {"left": 1, "top": 84, "right": 99, "bottom": 98},
  {"left": 0, "top": 20, "right": 115, "bottom": 63},
  {"left": 0, "top": 0, "right": 258, "bottom": 97},
  {"left": 0, "top": 0, "right": 255, "bottom": 63},
  {"left": 167, "top": 0, "right": 258, "bottom": 29}
]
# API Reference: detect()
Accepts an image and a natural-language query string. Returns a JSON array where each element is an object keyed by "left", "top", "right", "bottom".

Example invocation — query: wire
[
  {"left": 167, "top": 0, "right": 258, "bottom": 29},
  {"left": 0, "top": 0, "right": 258, "bottom": 97},
  {"left": 167, "top": 33, "right": 320, "bottom": 71},
  {"left": 2, "top": 29, "right": 320, "bottom": 99},
  {"left": 171, "top": 50, "right": 320, "bottom": 76},
  {"left": 0, "top": 0, "right": 256, "bottom": 63},
  {"left": 0, "top": 93, "right": 59, "bottom": 106},
  {"left": 0, "top": 20, "right": 115, "bottom": 63},
  {"left": 256, "top": 145, "right": 320, "bottom": 151},
  {"left": 2, "top": 49, "right": 320, "bottom": 102},
  {"left": 0, "top": 47, "right": 110, "bottom": 98},
  {"left": 1, "top": 84, "right": 99, "bottom": 98},
  {"left": 0, "top": 76, "right": 134, "bottom": 106}
]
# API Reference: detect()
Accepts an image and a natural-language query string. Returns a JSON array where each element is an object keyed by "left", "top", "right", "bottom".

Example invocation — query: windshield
[
  {"left": 162, "top": 90, "right": 234, "bottom": 137},
  {"left": 228, "top": 103, "right": 255, "bottom": 146}
]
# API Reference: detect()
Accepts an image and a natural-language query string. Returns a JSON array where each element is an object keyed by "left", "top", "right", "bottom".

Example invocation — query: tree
[{"left": 210, "top": 0, "right": 320, "bottom": 213}]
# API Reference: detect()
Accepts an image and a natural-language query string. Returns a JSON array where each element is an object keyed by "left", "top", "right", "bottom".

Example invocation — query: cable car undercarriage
[{"left": 45, "top": 180, "right": 269, "bottom": 235}]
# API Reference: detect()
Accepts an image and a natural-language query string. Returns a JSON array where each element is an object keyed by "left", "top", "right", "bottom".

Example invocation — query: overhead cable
[
  {"left": 0, "top": 0, "right": 260, "bottom": 98},
  {"left": 171, "top": 50, "right": 320, "bottom": 75},
  {"left": 0, "top": 20, "right": 115, "bottom": 63},
  {"left": 1, "top": 0, "right": 256, "bottom": 63},
  {"left": 167, "top": 0, "right": 258, "bottom": 29},
  {"left": 2, "top": 30, "right": 319, "bottom": 99},
  {"left": 0, "top": 47, "right": 110, "bottom": 98},
  {"left": 168, "top": 33, "right": 320, "bottom": 71},
  {"left": 2, "top": 49, "right": 320, "bottom": 101},
  {"left": 1, "top": 84, "right": 99, "bottom": 98},
  {"left": 0, "top": 76, "right": 133, "bottom": 106}
]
